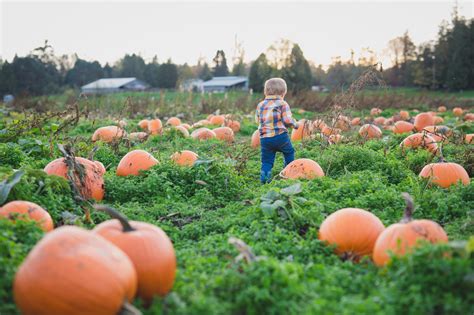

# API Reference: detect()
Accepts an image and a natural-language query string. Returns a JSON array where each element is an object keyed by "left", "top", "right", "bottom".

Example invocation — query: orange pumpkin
[
  {"left": 351, "top": 117, "right": 361, "bottom": 126},
  {"left": 373, "top": 117, "right": 386, "bottom": 125},
  {"left": 166, "top": 117, "right": 181, "bottom": 126},
  {"left": 44, "top": 157, "right": 105, "bottom": 201},
  {"left": 400, "top": 133, "right": 438, "bottom": 153},
  {"left": 334, "top": 116, "right": 351, "bottom": 131},
  {"left": 128, "top": 132, "right": 148, "bottom": 141},
  {"left": 419, "top": 159, "right": 470, "bottom": 188},
  {"left": 319, "top": 208, "right": 384, "bottom": 261},
  {"left": 190, "top": 128, "right": 216, "bottom": 141},
  {"left": 433, "top": 116, "right": 444, "bottom": 124},
  {"left": 393, "top": 121, "right": 414, "bottom": 134},
  {"left": 93, "top": 206, "right": 176, "bottom": 303},
  {"left": 373, "top": 193, "right": 448, "bottom": 266},
  {"left": 206, "top": 114, "right": 215, "bottom": 121},
  {"left": 453, "top": 107, "right": 463, "bottom": 117},
  {"left": 224, "top": 120, "right": 241, "bottom": 132},
  {"left": 358, "top": 124, "right": 382, "bottom": 139},
  {"left": 313, "top": 119, "right": 327, "bottom": 130},
  {"left": 280, "top": 159, "right": 324, "bottom": 180},
  {"left": 180, "top": 123, "right": 191, "bottom": 130},
  {"left": 0, "top": 201, "right": 53, "bottom": 232},
  {"left": 422, "top": 125, "right": 451, "bottom": 143},
  {"left": 92, "top": 126, "right": 125, "bottom": 143},
  {"left": 413, "top": 113, "right": 435, "bottom": 131},
  {"left": 291, "top": 119, "right": 313, "bottom": 141},
  {"left": 170, "top": 150, "right": 199, "bottom": 166},
  {"left": 138, "top": 119, "right": 149, "bottom": 130},
  {"left": 251, "top": 130, "right": 260, "bottom": 148},
  {"left": 399, "top": 110, "right": 410, "bottom": 120},
  {"left": 370, "top": 108, "right": 382, "bottom": 116},
  {"left": 321, "top": 126, "right": 340, "bottom": 137},
  {"left": 465, "top": 134, "right": 474, "bottom": 144},
  {"left": 437, "top": 106, "right": 447, "bottom": 112},
  {"left": 213, "top": 126, "right": 234, "bottom": 142},
  {"left": 173, "top": 125, "right": 190, "bottom": 138},
  {"left": 209, "top": 115, "right": 225, "bottom": 125},
  {"left": 117, "top": 150, "right": 159, "bottom": 176},
  {"left": 148, "top": 119, "right": 163, "bottom": 135},
  {"left": 464, "top": 113, "right": 474, "bottom": 121},
  {"left": 14, "top": 226, "right": 137, "bottom": 315}
]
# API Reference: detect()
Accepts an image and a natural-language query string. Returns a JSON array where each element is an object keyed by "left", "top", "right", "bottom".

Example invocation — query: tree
[
  {"left": 248, "top": 53, "right": 273, "bottom": 92},
  {"left": 231, "top": 37, "right": 246, "bottom": 76},
  {"left": 412, "top": 42, "right": 435, "bottom": 88},
  {"left": 157, "top": 59, "right": 178, "bottom": 89},
  {"left": 103, "top": 63, "right": 113, "bottom": 78},
  {"left": 65, "top": 58, "right": 104, "bottom": 87},
  {"left": 198, "top": 62, "right": 213, "bottom": 81},
  {"left": 177, "top": 63, "right": 195, "bottom": 85},
  {"left": 114, "top": 54, "right": 146, "bottom": 80},
  {"left": 212, "top": 50, "right": 229, "bottom": 77},
  {"left": 144, "top": 56, "right": 160, "bottom": 87},
  {"left": 281, "top": 44, "right": 312, "bottom": 92},
  {"left": 310, "top": 63, "right": 327, "bottom": 86}
]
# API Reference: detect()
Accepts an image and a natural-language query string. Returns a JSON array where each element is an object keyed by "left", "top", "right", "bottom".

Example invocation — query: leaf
[
  {"left": 272, "top": 199, "right": 287, "bottom": 209},
  {"left": 193, "top": 159, "right": 214, "bottom": 167},
  {"left": 260, "top": 202, "right": 276, "bottom": 216},
  {"left": 294, "top": 197, "right": 308, "bottom": 204},
  {"left": 260, "top": 190, "right": 280, "bottom": 202},
  {"left": 280, "top": 183, "right": 302, "bottom": 196},
  {"left": 0, "top": 170, "right": 25, "bottom": 205}
]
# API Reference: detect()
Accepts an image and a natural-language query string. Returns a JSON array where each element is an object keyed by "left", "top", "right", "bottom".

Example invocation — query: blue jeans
[{"left": 260, "top": 132, "right": 295, "bottom": 183}]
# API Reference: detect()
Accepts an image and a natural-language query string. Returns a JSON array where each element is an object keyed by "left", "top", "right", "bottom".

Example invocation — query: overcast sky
[{"left": 1, "top": 0, "right": 472, "bottom": 68}]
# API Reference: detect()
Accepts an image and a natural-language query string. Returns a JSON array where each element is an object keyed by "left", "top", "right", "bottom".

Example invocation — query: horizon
[{"left": 1, "top": 1, "right": 473, "bottom": 69}]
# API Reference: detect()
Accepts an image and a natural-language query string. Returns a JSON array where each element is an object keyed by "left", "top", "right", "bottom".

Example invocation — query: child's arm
[{"left": 281, "top": 102, "right": 297, "bottom": 128}]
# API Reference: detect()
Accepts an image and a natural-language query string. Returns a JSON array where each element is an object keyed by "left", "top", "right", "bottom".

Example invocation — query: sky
[{"left": 1, "top": 0, "right": 472, "bottom": 68}]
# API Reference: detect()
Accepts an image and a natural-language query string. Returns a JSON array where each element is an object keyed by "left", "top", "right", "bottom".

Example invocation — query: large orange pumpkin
[
  {"left": 319, "top": 208, "right": 384, "bottom": 261},
  {"left": 373, "top": 193, "right": 448, "bottom": 266},
  {"left": 44, "top": 157, "right": 105, "bottom": 201},
  {"left": 138, "top": 119, "right": 149, "bottom": 130},
  {"left": 393, "top": 121, "right": 414, "bottom": 134},
  {"left": 400, "top": 133, "right": 438, "bottom": 153},
  {"left": 0, "top": 201, "right": 53, "bottom": 232},
  {"left": 166, "top": 117, "right": 181, "bottom": 126},
  {"left": 358, "top": 124, "right": 382, "bottom": 139},
  {"left": 117, "top": 150, "right": 159, "bottom": 176},
  {"left": 413, "top": 113, "right": 435, "bottom": 131},
  {"left": 213, "top": 126, "right": 234, "bottom": 142},
  {"left": 280, "top": 159, "right": 324, "bottom": 180},
  {"left": 209, "top": 115, "right": 225, "bottom": 125},
  {"left": 92, "top": 126, "right": 125, "bottom": 143},
  {"left": 14, "top": 226, "right": 137, "bottom": 315},
  {"left": 291, "top": 119, "right": 313, "bottom": 141},
  {"left": 170, "top": 150, "right": 199, "bottom": 166},
  {"left": 251, "top": 130, "right": 260, "bottom": 148},
  {"left": 93, "top": 206, "right": 176, "bottom": 303},
  {"left": 453, "top": 107, "right": 463, "bottom": 117},
  {"left": 190, "top": 128, "right": 217, "bottom": 140},
  {"left": 148, "top": 119, "right": 163, "bottom": 135},
  {"left": 419, "top": 159, "right": 470, "bottom": 188}
]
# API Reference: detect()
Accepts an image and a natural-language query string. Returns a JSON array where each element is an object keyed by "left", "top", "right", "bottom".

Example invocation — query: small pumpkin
[
  {"left": 419, "top": 157, "right": 470, "bottom": 188},
  {"left": 173, "top": 125, "right": 189, "bottom": 138},
  {"left": 190, "top": 128, "right": 216, "bottom": 141},
  {"left": 128, "top": 132, "right": 148, "bottom": 141},
  {"left": 452, "top": 107, "right": 463, "bottom": 117},
  {"left": 224, "top": 120, "right": 241, "bottom": 132},
  {"left": 209, "top": 115, "right": 225, "bottom": 125},
  {"left": 280, "top": 159, "right": 324, "bottom": 180},
  {"left": 14, "top": 226, "right": 138, "bottom": 315},
  {"left": 148, "top": 119, "right": 163, "bottom": 135},
  {"left": 351, "top": 117, "right": 361, "bottom": 126},
  {"left": 370, "top": 108, "right": 382, "bottom": 116},
  {"left": 319, "top": 208, "right": 384, "bottom": 261},
  {"left": 399, "top": 110, "right": 410, "bottom": 120},
  {"left": 358, "top": 124, "right": 382, "bottom": 139},
  {"left": 373, "top": 193, "right": 448, "bottom": 266},
  {"left": 0, "top": 201, "right": 53, "bottom": 232},
  {"left": 93, "top": 206, "right": 176, "bottom": 303},
  {"left": 138, "top": 119, "right": 149, "bottom": 130},
  {"left": 166, "top": 117, "right": 181, "bottom": 126},
  {"left": 464, "top": 113, "right": 474, "bottom": 121},
  {"left": 334, "top": 116, "right": 351, "bottom": 131},
  {"left": 373, "top": 117, "right": 386, "bottom": 125},
  {"left": 213, "top": 126, "right": 234, "bottom": 142},
  {"left": 251, "top": 130, "right": 260, "bottom": 148},
  {"left": 92, "top": 126, "right": 125, "bottom": 143},
  {"left": 192, "top": 119, "right": 211, "bottom": 128},
  {"left": 400, "top": 133, "right": 438, "bottom": 153},
  {"left": 413, "top": 113, "right": 435, "bottom": 131},
  {"left": 44, "top": 157, "right": 105, "bottom": 201},
  {"left": 180, "top": 123, "right": 192, "bottom": 130},
  {"left": 393, "top": 121, "right": 414, "bottom": 134},
  {"left": 170, "top": 150, "right": 198, "bottom": 166},
  {"left": 321, "top": 126, "right": 340, "bottom": 137},
  {"left": 437, "top": 106, "right": 446, "bottom": 112},
  {"left": 117, "top": 150, "right": 159, "bottom": 176},
  {"left": 465, "top": 134, "right": 474, "bottom": 144},
  {"left": 433, "top": 116, "right": 444, "bottom": 124}
]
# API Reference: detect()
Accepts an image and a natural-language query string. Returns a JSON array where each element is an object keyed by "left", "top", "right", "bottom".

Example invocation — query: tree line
[{"left": 0, "top": 12, "right": 472, "bottom": 96}]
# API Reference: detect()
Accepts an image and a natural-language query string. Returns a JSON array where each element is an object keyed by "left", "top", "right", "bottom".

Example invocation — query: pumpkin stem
[
  {"left": 400, "top": 193, "right": 414, "bottom": 223},
  {"left": 94, "top": 204, "right": 135, "bottom": 232},
  {"left": 118, "top": 301, "right": 142, "bottom": 315}
]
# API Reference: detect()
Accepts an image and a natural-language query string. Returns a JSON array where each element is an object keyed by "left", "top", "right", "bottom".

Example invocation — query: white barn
[
  {"left": 81, "top": 78, "right": 149, "bottom": 94},
  {"left": 202, "top": 76, "right": 248, "bottom": 93}
]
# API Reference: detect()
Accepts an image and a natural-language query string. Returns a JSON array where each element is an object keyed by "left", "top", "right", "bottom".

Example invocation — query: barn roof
[
  {"left": 202, "top": 76, "right": 247, "bottom": 87},
  {"left": 81, "top": 77, "right": 137, "bottom": 89}
]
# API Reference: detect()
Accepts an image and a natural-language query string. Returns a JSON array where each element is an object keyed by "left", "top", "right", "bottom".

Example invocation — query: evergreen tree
[
  {"left": 144, "top": 56, "right": 160, "bottom": 87},
  {"left": 157, "top": 59, "right": 178, "bottom": 89},
  {"left": 115, "top": 54, "right": 146, "bottom": 80},
  {"left": 281, "top": 44, "right": 312, "bottom": 92},
  {"left": 65, "top": 58, "right": 104, "bottom": 87},
  {"left": 212, "top": 50, "right": 229, "bottom": 77},
  {"left": 248, "top": 53, "right": 273, "bottom": 93},
  {"left": 198, "top": 62, "right": 213, "bottom": 81}
]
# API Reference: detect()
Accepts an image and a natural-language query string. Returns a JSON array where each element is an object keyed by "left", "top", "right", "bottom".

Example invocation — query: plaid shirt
[{"left": 255, "top": 95, "right": 297, "bottom": 138}]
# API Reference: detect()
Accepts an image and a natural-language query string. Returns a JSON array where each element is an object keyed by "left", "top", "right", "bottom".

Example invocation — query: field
[{"left": 1, "top": 89, "right": 474, "bottom": 315}]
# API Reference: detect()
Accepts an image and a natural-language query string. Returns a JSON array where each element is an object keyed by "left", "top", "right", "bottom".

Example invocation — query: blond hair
[{"left": 264, "top": 78, "right": 287, "bottom": 96}]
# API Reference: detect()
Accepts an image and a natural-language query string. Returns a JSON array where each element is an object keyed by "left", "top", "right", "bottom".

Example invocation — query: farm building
[
  {"left": 81, "top": 78, "right": 149, "bottom": 94},
  {"left": 180, "top": 79, "right": 204, "bottom": 92},
  {"left": 202, "top": 76, "right": 248, "bottom": 93}
]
